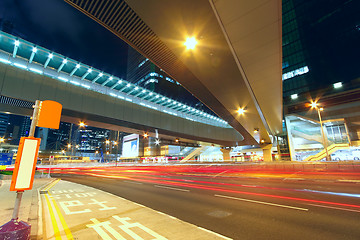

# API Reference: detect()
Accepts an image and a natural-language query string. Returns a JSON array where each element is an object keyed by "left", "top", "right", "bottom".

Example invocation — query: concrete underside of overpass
[
  {"left": 0, "top": 63, "right": 244, "bottom": 146},
  {"left": 65, "top": 0, "right": 283, "bottom": 146}
]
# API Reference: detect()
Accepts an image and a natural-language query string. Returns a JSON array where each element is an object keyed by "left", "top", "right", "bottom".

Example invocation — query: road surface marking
[
  {"left": 283, "top": 178, "right": 305, "bottom": 181},
  {"left": 59, "top": 200, "right": 91, "bottom": 215},
  {"left": 306, "top": 203, "right": 360, "bottom": 213},
  {"left": 87, "top": 216, "right": 167, "bottom": 240},
  {"left": 197, "top": 226, "right": 232, "bottom": 240},
  {"left": 44, "top": 194, "right": 61, "bottom": 240},
  {"left": 124, "top": 180, "right": 143, "bottom": 185},
  {"left": 154, "top": 185, "right": 190, "bottom": 192},
  {"left": 215, "top": 194, "right": 308, "bottom": 211},
  {"left": 49, "top": 192, "right": 74, "bottom": 239},
  {"left": 43, "top": 178, "right": 60, "bottom": 191},
  {"left": 87, "top": 218, "right": 125, "bottom": 240},
  {"left": 113, "top": 215, "right": 167, "bottom": 240},
  {"left": 42, "top": 179, "right": 73, "bottom": 239},
  {"left": 88, "top": 199, "right": 116, "bottom": 210},
  {"left": 337, "top": 180, "right": 360, "bottom": 183},
  {"left": 212, "top": 170, "right": 229, "bottom": 178}
]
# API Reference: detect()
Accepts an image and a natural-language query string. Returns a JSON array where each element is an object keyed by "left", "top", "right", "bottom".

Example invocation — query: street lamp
[
  {"left": 309, "top": 101, "right": 330, "bottom": 161},
  {"left": 237, "top": 107, "right": 246, "bottom": 115},
  {"left": 0, "top": 137, "right": 5, "bottom": 143},
  {"left": 184, "top": 37, "right": 197, "bottom": 50},
  {"left": 79, "top": 121, "right": 86, "bottom": 127}
]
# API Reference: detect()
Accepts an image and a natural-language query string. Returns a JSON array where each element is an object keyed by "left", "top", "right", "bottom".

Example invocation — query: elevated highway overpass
[{"left": 0, "top": 31, "right": 242, "bottom": 146}]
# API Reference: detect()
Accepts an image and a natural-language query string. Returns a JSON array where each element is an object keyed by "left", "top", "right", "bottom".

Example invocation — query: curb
[{"left": 29, "top": 178, "right": 54, "bottom": 240}]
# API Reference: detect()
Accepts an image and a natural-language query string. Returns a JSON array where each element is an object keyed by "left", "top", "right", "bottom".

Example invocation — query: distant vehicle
[
  {"left": 331, "top": 149, "right": 360, "bottom": 161},
  {"left": 353, "top": 149, "right": 360, "bottom": 160}
]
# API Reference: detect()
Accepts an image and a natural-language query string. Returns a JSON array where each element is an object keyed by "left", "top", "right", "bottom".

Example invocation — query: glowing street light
[
  {"left": 237, "top": 108, "right": 246, "bottom": 115},
  {"left": 67, "top": 143, "right": 71, "bottom": 148},
  {"left": 143, "top": 133, "right": 148, "bottom": 138},
  {"left": 155, "top": 138, "right": 161, "bottom": 145},
  {"left": 79, "top": 121, "right": 86, "bottom": 127},
  {"left": 105, "top": 140, "right": 110, "bottom": 145},
  {"left": 0, "top": 137, "right": 5, "bottom": 143},
  {"left": 308, "top": 101, "right": 330, "bottom": 161},
  {"left": 113, "top": 141, "right": 118, "bottom": 145},
  {"left": 184, "top": 37, "right": 197, "bottom": 50},
  {"left": 310, "top": 102, "right": 318, "bottom": 109},
  {"left": 76, "top": 145, "right": 79, "bottom": 149}
]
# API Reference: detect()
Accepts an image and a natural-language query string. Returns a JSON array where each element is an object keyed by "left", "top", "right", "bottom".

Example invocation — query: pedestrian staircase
[
  {"left": 292, "top": 127, "right": 323, "bottom": 143},
  {"left": 304, "top": 143, "right": 350, "bottom": 161},
  {"left": 180, "top": 146, "right": 207, "bottom": 162}
]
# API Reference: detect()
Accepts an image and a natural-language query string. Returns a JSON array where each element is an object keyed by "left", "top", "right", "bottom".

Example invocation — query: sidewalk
[
  {"left": 40, "top": 179, "right": 231, "bottom": 240},
  {"left": 0, "top": 177, "right": 54, "bottom": 239}
]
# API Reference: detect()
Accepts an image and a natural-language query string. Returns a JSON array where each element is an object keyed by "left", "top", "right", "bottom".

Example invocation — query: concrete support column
[
  {"left": 220, "top": 148, "right": 231, "bottom": 161},
  {"left": 261, "top": 144, "right": 273, "bottom": 162},
  {"left": 285, "top": 117, "right": 296, "bottom": 161}
]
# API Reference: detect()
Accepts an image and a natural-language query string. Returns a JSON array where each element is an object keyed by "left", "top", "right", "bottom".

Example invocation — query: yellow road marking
[
  {"left": 44, "top": 194, "right": 62, "bottom": 240},
  {"left": 43, "top": 179, "right": 60, "bottom": 191},
  {"left": 43, "top": 179, "right": 73, "bottom": 239},
  {"left": 49, "top": 192, "right": 74, "bottom": 239}
]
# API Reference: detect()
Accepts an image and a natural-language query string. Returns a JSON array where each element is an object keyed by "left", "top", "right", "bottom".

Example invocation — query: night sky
[{"left": 0, "top": 0, "right": 129, "bottom": 78}]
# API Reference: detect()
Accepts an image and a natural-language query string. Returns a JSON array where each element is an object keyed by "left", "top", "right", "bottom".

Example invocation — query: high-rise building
[
  {"left": 0, "top": 113, "right": 9, "bottom": 137},
  {"left": 282, "top": 0, "right": 359, "bottom": 97},
  {"left": 127, "top": 47, "right": 210, "bottom": 112},
  {"left": 282, "top": 0, "right": 360, "bottom": 161}
]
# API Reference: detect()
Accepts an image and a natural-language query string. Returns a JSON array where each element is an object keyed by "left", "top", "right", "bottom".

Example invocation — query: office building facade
[{"left": 282, "top": 0, "right": 360, "bottom": 161}]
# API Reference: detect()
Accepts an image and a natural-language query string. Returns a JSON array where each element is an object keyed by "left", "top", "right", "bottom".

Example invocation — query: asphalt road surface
[{"left": 52, "top": 166, "right": 360, "bottom": 240}]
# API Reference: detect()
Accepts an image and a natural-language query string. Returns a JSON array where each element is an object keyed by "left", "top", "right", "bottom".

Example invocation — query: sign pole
[{"left": 12, "top": 100, "right": 41, "bottom": 220}]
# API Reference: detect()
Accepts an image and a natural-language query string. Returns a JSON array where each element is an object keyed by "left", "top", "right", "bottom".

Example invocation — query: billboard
[
  {"left": 0, "top": 153, "right": 13, "bottom": 165},
  {"left": 122, "top": 134, "right": 139, "bottom": 157}
]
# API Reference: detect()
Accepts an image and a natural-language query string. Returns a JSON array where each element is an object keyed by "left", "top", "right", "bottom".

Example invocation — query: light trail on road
[{"left": 50, "top": 166, "right": 360, "bottom": 213}]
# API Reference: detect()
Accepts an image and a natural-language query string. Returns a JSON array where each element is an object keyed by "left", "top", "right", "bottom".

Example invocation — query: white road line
[
  {"left": 124, "top": 180, "right": 143, "bottom": 185},
  {"left": 154, "top": 185, "right": 190, "bottom": 192},
  {"left": 157, "top": 211, "right": 178, "bottom": 220},
  {"left": 283, "top": 178, "right": 305, "bottom": 181},
  {"left": 337, "top": 180, "right": 360, "bottom": 183},
  {"left": 215, "top": 194, "right": 308, "bottom": 211},
  {"left": 197, "top": 226, "right": 233, "bottom": 240},
  {"left": 306, "top": 203, "right": 360, "bottom": 213},
  {"left": 212, "top": 170, "right": 229, "bottom": 178}
]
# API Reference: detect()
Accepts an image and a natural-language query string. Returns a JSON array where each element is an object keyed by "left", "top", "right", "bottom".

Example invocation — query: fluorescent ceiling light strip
[{"left": 14, "top": 63, "right": 27, "bottom": 69}]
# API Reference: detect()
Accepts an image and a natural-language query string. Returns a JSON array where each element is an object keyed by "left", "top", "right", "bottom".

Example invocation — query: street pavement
[
  {"left": 0, "top": 178, "right": 53, "bottom": 239},
  {"left": 40, "top": 179, "right": 230, "bottom": 240},
  {"left": 52, "top": 166, "right": 360, "bottom": 240},
  {"left": 2, "top": 164, "right": 360, "bottom": 240}
]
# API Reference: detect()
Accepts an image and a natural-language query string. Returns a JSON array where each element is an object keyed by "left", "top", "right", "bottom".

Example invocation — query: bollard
[{"left": 0, "top": 219, "right": 31, "bottom": 240}]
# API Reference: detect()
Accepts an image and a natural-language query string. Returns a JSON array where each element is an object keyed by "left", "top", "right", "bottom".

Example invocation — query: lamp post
[{"left": 310, "top": 102, "right": 330, "bottom": 161}]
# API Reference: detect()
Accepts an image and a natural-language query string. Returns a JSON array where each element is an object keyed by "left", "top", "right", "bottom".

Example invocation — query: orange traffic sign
[
  {"left": 10, "top": 137, "right": 41, "bottom": 191},
  {"left": 37, "top": 100, "right": 62, "bottom": 129}
]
